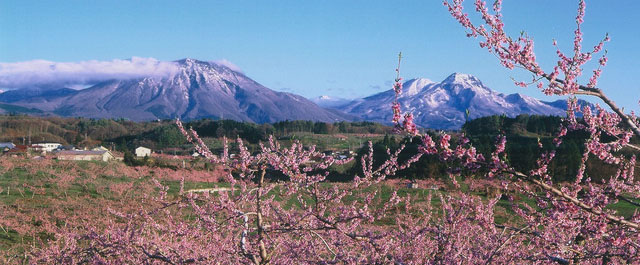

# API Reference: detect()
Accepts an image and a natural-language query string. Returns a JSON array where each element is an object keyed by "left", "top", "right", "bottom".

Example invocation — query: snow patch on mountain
[{"left": 403, "top": 78, "right": 434, "bottom": 97}]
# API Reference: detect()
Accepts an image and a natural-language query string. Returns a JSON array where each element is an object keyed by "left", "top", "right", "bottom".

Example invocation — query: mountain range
[
  {"left": 0, "top": 59, "right": 579, "bottom": 129},
  {"left": 314, "top": 73, "right": 579, "bottom": 130}
]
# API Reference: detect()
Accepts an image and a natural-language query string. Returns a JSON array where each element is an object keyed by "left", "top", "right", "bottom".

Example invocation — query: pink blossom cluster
[
  {"left": 390, "top": 52, "right": 419, "bottom": 135},
  {"left": 444, "top": 0, "right": 612, "bottom": 97}
]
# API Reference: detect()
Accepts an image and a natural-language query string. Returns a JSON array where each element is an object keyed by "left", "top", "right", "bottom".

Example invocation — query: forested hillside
[
  {"left": 348, "top": 114, "right": 639, "bottom": 183},
  {"left": 0, "top": 115, "right": 393, "bottom": 150}
]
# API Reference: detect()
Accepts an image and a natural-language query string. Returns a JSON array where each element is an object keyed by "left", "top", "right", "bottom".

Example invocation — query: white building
[
  {"left": 56, "top": 150, "right": 115, "bottom": 162},
  {"left": 35, "top": 143, "right": 62, "bottom": 153},
  {"left": 135, "top": 146, "right": 152, "bottom": 157}
]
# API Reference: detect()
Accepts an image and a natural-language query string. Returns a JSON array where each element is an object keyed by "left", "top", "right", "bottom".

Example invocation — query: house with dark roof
[
  {"left": 5, "top": 144, "right": 29, "bottom": 156},
  {"left": 55, "top": 145, "right": 76, "bottom": 151}
]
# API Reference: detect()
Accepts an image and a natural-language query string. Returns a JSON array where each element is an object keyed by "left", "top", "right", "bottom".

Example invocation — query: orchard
[{"left": 2, "top": 0, "right": 640, "bottom": 264}]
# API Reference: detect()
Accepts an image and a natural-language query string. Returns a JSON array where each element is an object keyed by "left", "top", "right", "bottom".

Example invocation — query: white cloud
[
  {"left": 212, "top": 59, "right": 243, "bottom": 73},
  {"left": 0, "top": 57, "right": 180, "bottom": 88}
]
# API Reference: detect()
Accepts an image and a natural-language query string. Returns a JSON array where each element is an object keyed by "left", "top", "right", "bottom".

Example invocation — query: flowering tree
[
  {"left": 391, "top": 0, "right": 640, "bottom": 262},
  {"left": 38, "top": 123, "right": 428, "bottom": 263},
  {"left": 35, "top": 129, "right": 546, "bottom": 264},
  {"left": 31, "top": 0, "right": 640, "bottom": 264}
]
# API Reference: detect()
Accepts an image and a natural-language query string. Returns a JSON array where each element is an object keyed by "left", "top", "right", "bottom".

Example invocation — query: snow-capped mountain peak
[
  {"left": 336, "top": 73, "right": 570, "bottom": 130},
  {"left": 442, "top": 72, "right": 480, "bottom": 85},
  {"left": 0, "top": 59, "right": 350, "bottom": 123},
  {"left": 440, "top": 72, "right": 491, "bottom": 95}
]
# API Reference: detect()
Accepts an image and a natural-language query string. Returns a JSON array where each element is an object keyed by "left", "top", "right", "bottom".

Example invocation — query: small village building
[
  {"left": 92, "top": 146, "right": 109, "bottom": 151},
  {"left": 0, "top": 142, "right": 15, "bottom": 152},
  {"left": 407, "top": 182, "right": 420, "bottom": 189},
  {"left": 135, "top": 146, "right": 151, "bottom": 157},
  {"left": 5, "top": 145, "right": 29, "bottom": 157},
  {"left": 110, "top": 151, "right": 125, "bottom": 161},
  {"left": 29, "top": 145, "right": 44, "bottom": 153},
  {"left": 35, "top": 143, "right": 62, "bottom": 153},
  {"left": 56, "top": 150, "right": 115, "bottom": 162}
]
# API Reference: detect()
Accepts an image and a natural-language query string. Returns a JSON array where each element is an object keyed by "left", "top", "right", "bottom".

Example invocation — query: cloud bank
[
  {"left": 211, "top": 59, "right": 243, "bottom": 73},
  {"left": 0, "top": 57, "right": 180, "bottom": 89}
]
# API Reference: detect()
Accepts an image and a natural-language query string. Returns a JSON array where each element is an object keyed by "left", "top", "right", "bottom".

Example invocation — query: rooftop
[{"left": 57, "top": 150, "right": 108, "bottom": 156}]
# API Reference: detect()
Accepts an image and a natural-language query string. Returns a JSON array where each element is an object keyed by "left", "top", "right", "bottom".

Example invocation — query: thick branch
[
  {"left": 484, "top": 225, "right": 529, "bottom": 265},
  {"left": 309, "top": 230, "right": 336, "bottom": 260},
  {"left": 256, "top": 169, "right": 270, "bottom": 265},
  {"left": 511, "top": 171, "right": 639, "bottom": 230},
  {"left": 313, "top": 214, "right": 369, "bottom": 241},
  {"left": 186, "top": 187, "right": 231, "bottom": 193},
  {"left": 594, "top": 88, "right": 640, "bottom": 137},
  {"left": 625, "top": 143, "right": 640, "bottom": 152},
  {"left": 141, "top": 248, "right": 177, "bottom": 265},
  {"left": 617, "top": 195, "right": 640, "bottom": 208},
  {"left": 541, "top": 73, "right": 640, "bottom": 137}
]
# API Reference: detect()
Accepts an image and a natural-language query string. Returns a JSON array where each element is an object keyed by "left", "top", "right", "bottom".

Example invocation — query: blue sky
[{"left": 1, "top": 0, "right": 639, "bottom": 112}]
